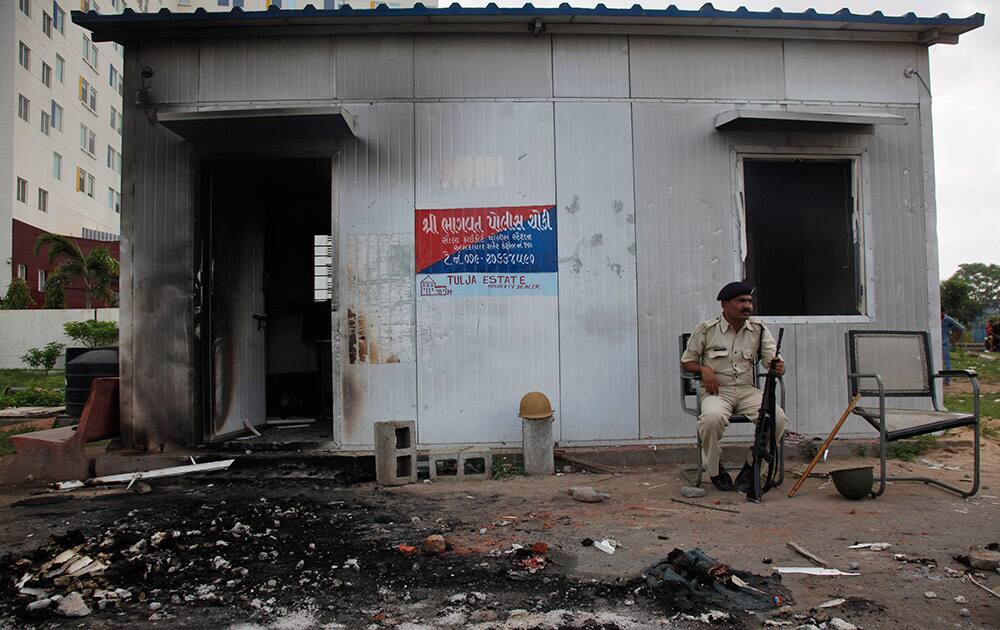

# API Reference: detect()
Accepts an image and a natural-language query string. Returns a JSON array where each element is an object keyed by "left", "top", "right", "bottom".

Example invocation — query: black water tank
[{"left": 65, "top": 348, "right": 119, "bottom": 417}]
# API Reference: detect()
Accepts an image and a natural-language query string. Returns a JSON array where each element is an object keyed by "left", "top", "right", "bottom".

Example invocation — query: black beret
[{"left": 717, "top": 281, "right": 754, "bottom": 301}]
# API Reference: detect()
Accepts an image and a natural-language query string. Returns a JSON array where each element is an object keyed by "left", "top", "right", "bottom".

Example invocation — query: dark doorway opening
[
  {"left": 743, "top": 159, "right": 862, "bottom": 316},
  {"left": 200, "top": 158, "right": 332, "bottom": 442}
]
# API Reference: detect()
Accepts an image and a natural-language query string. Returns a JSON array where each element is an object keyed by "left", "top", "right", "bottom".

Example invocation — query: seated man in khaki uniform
[{"left": 681, "top": 281, "right": 787, "bottom": 492}]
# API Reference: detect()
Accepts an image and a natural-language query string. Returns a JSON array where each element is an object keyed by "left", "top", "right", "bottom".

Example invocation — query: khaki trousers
[{"left": 698, "top": 385, "right": 787, "bottom": 477}]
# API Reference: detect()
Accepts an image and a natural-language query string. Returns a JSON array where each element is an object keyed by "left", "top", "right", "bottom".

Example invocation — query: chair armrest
[
  {"left": 935, "top": 369, "right": 978, "bottom": 378},
  {"left": 847, "top": 372, "right": 885, "bottom": 392},
  {"left": 680, "top": 372, "right": 702, "bottom": 417},
  {"left": 932, "top": 371, "right": 979, "bottom": 415}
]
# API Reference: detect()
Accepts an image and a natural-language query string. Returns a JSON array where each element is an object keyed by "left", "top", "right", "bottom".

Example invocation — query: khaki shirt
[{"left": 681, "top": 315, "right": 778, "bottom": 387}]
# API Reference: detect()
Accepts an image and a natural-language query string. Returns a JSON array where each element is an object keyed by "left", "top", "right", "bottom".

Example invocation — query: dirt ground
[{"left": 0, "top": 432, "right": 998, "bottom": 630}]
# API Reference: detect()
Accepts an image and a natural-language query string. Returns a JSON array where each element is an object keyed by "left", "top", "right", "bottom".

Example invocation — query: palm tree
[{"left": 33, "top": 233, "right": 120, "bottom": 309}]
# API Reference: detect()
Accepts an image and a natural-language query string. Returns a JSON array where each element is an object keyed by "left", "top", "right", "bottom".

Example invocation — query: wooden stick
[
  {"left": 968, "top": 575, "right": 1000, "bottom": 600},
  {"left": 556, "top": 453, "right": 621, "bottom": 474},
  {"left": 670, "top": 498, "right": 740, "bottom": 514},
  {"left": 787, "top": 541, "right": 828, "bottom": 567},
  {"left": 788, "top": 394, "right": 862, "bottom": 498}
]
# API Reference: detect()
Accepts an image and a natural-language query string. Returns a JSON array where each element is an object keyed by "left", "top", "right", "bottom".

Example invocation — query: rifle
[{"left": 747, "top": 327, "right": 783, "bottom": 503}]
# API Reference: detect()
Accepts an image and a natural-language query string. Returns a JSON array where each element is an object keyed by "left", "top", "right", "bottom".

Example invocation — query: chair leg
[
  {"left": 881, "top": 421, "right": 980, "bottom": 498},
  {"left": 682, "top": 431, "right": 705, "bottom": 487},
  {"left": 873, "top": 431, "right": 888, "bottom": 498}
]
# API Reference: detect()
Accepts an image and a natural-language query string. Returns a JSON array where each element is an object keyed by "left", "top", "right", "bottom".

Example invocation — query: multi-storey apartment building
[
  {"left": 1, "top": 0, "right": 141, "bottom": 305},
  {"left": 1, "top": 0, "right": 432, "bottom": 306}
]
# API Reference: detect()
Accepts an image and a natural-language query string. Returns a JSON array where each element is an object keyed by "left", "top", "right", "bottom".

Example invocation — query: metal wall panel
[
  {"left": 784, "top": 41, "right": 919, "bottom": 104},
  {"left": 633, "top": 103, "right": 735, "bottom": 439},
  {"left": 630, "top": 36, "right": 784, "bottom": 100},
  {"left": 337, "top": 36, "right": 414, "bottom": 99},
  {"left": 199, "top": 36, "right": 336, "bottom": 102},
  {"left": 553, "top": 35, "right": 630, "bottom": 98},
  {"left": 336, "top": 103, "right": 417, "bottom": 447},
  {"left": 631, "top": 102, "right": 932, "bottom": 438},
  {"left": 415, "top": 102, "right": 558, "bottom": 445},
  {"left": 128, "top": 110, "right": 198, "bottom": 448},
  {"left": 414, "top": 35, "right": 552, "bottom": 98},
  {"left": 137, "top": 41, "right": 199, "bottom": 104},
  {"left": 555, "top": 102, "right": 639, "bottom": 441}
]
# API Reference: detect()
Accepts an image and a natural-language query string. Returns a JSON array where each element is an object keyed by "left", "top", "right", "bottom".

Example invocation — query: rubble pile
[
  {"left": 1, "top": 484, "right": 800, "bottom": 628},
  {"left": 643, "top": 548, "right": 793, "bottom": 613}
]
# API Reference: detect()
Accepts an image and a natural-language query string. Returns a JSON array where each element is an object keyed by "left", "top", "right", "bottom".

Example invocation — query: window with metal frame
[
  {"left": 51, "top": 100, "right": 63, "bottom": 131},
  {"left": 41, "top": 111, "right": 51, "bottom": 135},
  {"left": 38, "top": 189, "right": 49, "bottom": 213},
  {"left": 739, "top": 156, "right": 866, "bottom": 317},
  {"left": 53, "top": 152, "right": 63, "bottom": 180},
  {"left": 18, "top": 95, "right": 30, "bottom": 123},
  {"left": 54, "top": 3, "right": 66, "bottom": 33},
  {"left": 17, "top": 178, "right": 28, "bottom": 203},
  {"left": 80, "top": 123, "right": 96, "bottom": 155},
  {"left": 55, "top": 55, "right": 65, "bottom": 82},
  {"left": 43, "top": 12, "right": 53, "bottom": 37},
  {"left": 42, "top": 62, "right": 52, "bottom": 87},
  {"left": 19, "top": 0, "right": 31, "bottom": 17},
  {"left": 17, "top": 265, "right": 28, "bottom": 280},
  {"left": 19, "top": 42, "right": 31, "bottom": 70},
  {"left": 38, "top": 269, "right": 48, "bottom": 291}
]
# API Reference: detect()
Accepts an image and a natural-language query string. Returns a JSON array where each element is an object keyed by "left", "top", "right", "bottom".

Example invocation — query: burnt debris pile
[{"left": 643, "top": 548, "right": 792, "bottom": 613}]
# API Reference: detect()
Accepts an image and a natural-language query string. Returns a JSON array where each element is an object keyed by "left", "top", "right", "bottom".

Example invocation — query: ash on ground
[{"left": 1, "top": 480, "right": 791, "bottom": 629}]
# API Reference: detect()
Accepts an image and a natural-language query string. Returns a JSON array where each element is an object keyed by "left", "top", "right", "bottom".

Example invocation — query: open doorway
[{"left": 200, "top": 158, "right": 333, "bottom": 442}]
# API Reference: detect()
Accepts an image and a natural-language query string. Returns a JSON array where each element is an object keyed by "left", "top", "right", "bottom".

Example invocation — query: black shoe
[
  {"left": 736, "top": 462, "right": 753, "bottom": 494},
  {"left": 710, "top": 466, "right": 733, "bottom": 492}
]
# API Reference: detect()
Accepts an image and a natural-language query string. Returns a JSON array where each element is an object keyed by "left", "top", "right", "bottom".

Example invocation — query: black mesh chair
[
  {"left": 679, "top": 333, "right": 786, "bottom": 487},
  {"left": 845, "top": 330, "right": 980, "bottom": 498}
]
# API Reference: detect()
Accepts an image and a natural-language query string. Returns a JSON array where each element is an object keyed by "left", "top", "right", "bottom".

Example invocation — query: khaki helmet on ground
[{"left": 518, "top": 391, "right": 554, "bottom": 419}]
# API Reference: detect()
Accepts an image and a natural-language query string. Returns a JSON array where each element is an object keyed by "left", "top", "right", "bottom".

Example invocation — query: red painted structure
[{"left": 11, "top": 219, "right": 120, "bottom": 309}]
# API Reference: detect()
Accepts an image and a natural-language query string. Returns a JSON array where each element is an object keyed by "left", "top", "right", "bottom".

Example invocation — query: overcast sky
[{"left": 483, "top": 0, "right": 998, "bottom": 278}]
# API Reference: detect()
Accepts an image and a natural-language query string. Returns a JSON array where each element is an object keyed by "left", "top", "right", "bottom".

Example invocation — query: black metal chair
[
  {"left": 679, "top": 333, "right": 786, "bottom": 487},
  {"left": 845, "top": 330, "right": 980, "bottom": 498}
]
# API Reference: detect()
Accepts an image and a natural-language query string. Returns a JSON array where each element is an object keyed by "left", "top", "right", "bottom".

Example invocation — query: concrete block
[
  {"left": 426, "top": 450, "right": 492, "bottom": 481},
  {"left": 374, "top": 421, "right": 417, "bottom": 486},
  {"left": 522, "top": 417, "right": 554, "bottom": 475}
]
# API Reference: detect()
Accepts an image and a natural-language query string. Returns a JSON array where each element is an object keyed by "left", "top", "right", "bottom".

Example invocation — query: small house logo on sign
[{"left": 419, "top": 275, "right": 452, "bottom": 297}]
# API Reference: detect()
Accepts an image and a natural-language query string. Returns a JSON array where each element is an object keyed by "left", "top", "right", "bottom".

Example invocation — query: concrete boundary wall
[{"left": 0, "top": 309, "right": 119, "bottom": 370}]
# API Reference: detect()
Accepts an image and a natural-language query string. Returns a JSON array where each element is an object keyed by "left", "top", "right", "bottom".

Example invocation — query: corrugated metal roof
[{"left": 74, "top": 3, "right": 984, "bottom": 45}]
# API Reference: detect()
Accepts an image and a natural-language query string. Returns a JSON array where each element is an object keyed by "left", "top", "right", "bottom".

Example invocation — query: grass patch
[
  {"left": 945, "top": 393, "right": 1000, "bottom": 420},
  {"left": 886, "top": 434, "right": 937, "bottom": 462},
  {"left": 950, "top": 349, "right": 1000, "bottom": 385},
  {"left": 0, "top": 369, "right": 64, "bottom": 391},
  {"left": 0, "top": 424, "right": 40, "bottom": 456},
  {"left": 491, "top": 456, "right": 524, "bottom": 480},
  {"left": 0, "top": 369, "right": 65, "bottom": 409}
]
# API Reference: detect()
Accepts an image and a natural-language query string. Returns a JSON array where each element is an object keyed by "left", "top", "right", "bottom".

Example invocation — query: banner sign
[{"left": 415, "top": 205, "right": 557, "bottom": 297}]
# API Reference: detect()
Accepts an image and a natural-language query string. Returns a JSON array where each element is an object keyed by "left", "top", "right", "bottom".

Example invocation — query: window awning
[
  {"left": 157, "top": 106, "right": 356, "bottom": 153},
  {"left": 715, "top": 109, "right": 907, "bottom": 134}
]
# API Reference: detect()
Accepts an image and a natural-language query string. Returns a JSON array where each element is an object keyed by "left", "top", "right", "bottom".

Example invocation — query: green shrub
[
  {"left": 64, "top": 320, "right": 119, "bottom": 347},
  {"left": 21, "top": 342, "right": 65, "bottom": 375},
  {"left": 886, "top": 434, "right": 937, "bottom": 462},
  {"left": 1, "top": 277, "right": 35, "bottom": 310},
  {"left": 491, "top": 457, "right": 524, "bottom": 480},
  {"left": 0, "top": 387, "right": 65, "bottom": 409}
]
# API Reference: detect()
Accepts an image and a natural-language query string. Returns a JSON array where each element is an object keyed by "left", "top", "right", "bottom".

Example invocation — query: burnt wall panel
[
  {"left": 128, "top": 107, "right": 198, "bottom": 447},
  {"left": 336, "top": 103, "right": 417, "bottom": 447},
  {"left": 135, "top": 40, "right": 200, "bottom": 104}
]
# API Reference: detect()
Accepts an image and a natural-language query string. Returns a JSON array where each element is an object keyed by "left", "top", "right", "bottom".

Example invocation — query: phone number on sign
[{"left": 442, "top": 253, "right": 537, "bottom": 266}]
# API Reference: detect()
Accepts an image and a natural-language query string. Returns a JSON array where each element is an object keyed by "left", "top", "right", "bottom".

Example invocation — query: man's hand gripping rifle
[{"left": 748, "top": 327, "right": 783, "bottom": 503}]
